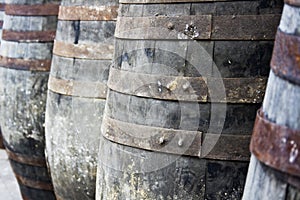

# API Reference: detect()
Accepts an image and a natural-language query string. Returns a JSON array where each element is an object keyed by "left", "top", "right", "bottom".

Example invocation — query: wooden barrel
[
  {"left": 96, "top": 0, "right": 283, "bottom": 199},
  {"left": 0, "top": 1, "right": 5, "bottom": 150},
  {"left": 45, "top": 0, "right": 118, "bottom": 199},
  {"left": 243, "top": 2, "right": 300, "bottom": 199},
  {"left": 0, "top": 1, "right": 60, "bottom": 199}
]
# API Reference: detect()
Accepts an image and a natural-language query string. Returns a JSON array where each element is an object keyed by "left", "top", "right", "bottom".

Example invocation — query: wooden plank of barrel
[
  {"left": 96, "top": 0, "right": 283, "bottom": 199},
  {"left": 243, "top": 2, "right": 300, "bottom": 199},
  {"left": 45, "top": 0, "right": 118, "bottom": 199},
  {"left": 0, "top": 1, "right": 60, "bottom": 199}
]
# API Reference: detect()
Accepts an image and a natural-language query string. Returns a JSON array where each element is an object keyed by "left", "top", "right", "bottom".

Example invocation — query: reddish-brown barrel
[
  {"left": 243, "top": 1, "right": 300, "bottom": 199},
  {"left": 0, "top": 1, "right": 60, "bottom": 199}
]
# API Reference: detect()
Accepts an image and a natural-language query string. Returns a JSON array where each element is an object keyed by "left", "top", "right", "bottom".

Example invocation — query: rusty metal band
[
  {"left": 4, "top": 146, "right": 46, "bottom": 167},
  {"left": 0, "top": 56, "right": 51, "bottom": 71},
  {"left": 5, "top": 4, "right": 59, "bottom": 16},
  {"left": 115, "top": 15, "right": 280, "bottom": 40},
  {"left": 53, "top": 40, "right": 114, "bottom": 60},
  {"left": 102, "top": 115, "right": 202, "bottom": 157},
  {"left": 271, "top": 29, "right": 300, "bottom": 85},
  {"left": 0, "top": 4, "right": 5, "bottom": 11},
  {"left": 2, "top": 30, "right": 56, "bottom": 42},
  {"left": 58, "top": 5, "right": 118, "bottom": 21},
  {"left": 285, "top": 0, "right": 300, "bottom": 7},
  {"left": 14, "top": 173, "right": 54, "bottom": 191},
  {"left": 251, "top": 109, "right": 300, "bottom": 178},
  {"left": 102, "top": 116, "right": 251, "bottom": 160},
  {"left": 108, "top": 67, "right": 267, "bottom": 103},
  {"left": 48, "top": 76, "right": 107, "bottom": 98}
]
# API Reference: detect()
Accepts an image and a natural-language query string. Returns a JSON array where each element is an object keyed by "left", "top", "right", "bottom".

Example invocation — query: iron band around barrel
[
  {"left": 0, "top": 56, "right": 51, "bottom": 71},
  {"left": 14, "top": 173, "right": 54, "bottom": 191},
  {"left": 108, "top": 67, "right": 267, "bottom": 103},
  {"left": 271, "top": 29, "right": 300, "bottom": 86},
  {"left": 2, "top": 30, "right": 56, "bottom": 42},
  {"left": 58, "top": 5, "right": 118, "bottom": 21},
  {"left": 4, "top": 144, "right": 47, "bottom": 167},
  {"left": 5, "top": 4, "right": 59, "bottom": 16},
  {"left": 251, "top": 109, "right": 300, "bottom": 178},
  {"left": 53, "top": 40, "right": 114, "bottom": 60},
  {"left": 48, "top": 76, "right": 107, "bottom": 98},
  {"left": 102, "top": 115, "right": 251, "bottom": 160},
  {"left": 115, "top": 15, "right": 280, "bottom": 40}
]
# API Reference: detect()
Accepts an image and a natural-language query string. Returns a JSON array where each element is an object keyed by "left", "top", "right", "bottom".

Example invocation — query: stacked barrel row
[
  {"left": 243, "top": 1, "right": 300, "bottom": 199},
  {"left": 0, "top": 1, "right": 60, "bottom": 199},
  {"left": 96, "top": 0, "right": 283, "bottom": 199},
  {"left": 45, "top": 0, "right": 118, "bottom": 199}
]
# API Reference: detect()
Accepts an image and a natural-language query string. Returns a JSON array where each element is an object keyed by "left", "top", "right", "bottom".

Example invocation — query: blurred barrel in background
[
  {"left": 0, "top": 0, "right": 5, "bottom": 150},
  {"left": 96, "top": 0, "right": 283, "bottom": 199},
  {"left": 45, "top": 0, "right": 118, "bottom": 199},
  {"left": 243, "top": 2, "right": 300, "bottom": 199},
  {"left": 0, "top": 0, "right": 60, "bottom": 199}
]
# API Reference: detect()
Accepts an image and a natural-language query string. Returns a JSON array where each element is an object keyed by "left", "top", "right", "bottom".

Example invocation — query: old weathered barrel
[
  {"left": 45, "top": 0, "right": 118, "bottom": 199},
  {"left": 96, "top": 0, "right": 283, "bottom": 199},
  {"left": 243, "top": 2, "right": 300, "bottom": 199},
  {"left": 0, "top": 1, "right": 4, "bottom": 150},
  {"left": 0, "top": 1, "right": 60, "bottom": 199}
]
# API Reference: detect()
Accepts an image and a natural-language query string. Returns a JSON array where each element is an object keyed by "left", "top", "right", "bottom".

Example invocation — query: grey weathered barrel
[
  {"left": 0, "top": 1, "right": 60, "bottom": 199},
  {"left": 0, "top": 1, "right": 4, "bottom": 150},
  {"left": 45, "top": 0, "right": 118, "bottom": 199},
  {"left": 243, "top": 2, "right": 300, "bottom": 199},
  {"left": 96, "top": 0, "right": 283, "bottom": 199}
]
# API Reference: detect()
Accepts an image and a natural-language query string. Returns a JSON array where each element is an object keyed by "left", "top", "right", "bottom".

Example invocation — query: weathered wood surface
[
  {"left": 98, "top": 135, "right": 249, "bottom": 200},
  {"left": 45, "top": 0, "right": 117, "bottom": 199},
  {"left": 0, "top": 68, "right": 55, "bottom": 200},
  {"left": 243, "top": 4, "right": 300, "bottom": 199},
  {"left": 0, "top": 0, "right": 59, "bottom": 199},
  {"left": 96, "top": 1, "right": 283, "bottom": 199},
  {"left": 46, "top": 91, "right": 106, "bottom": 200},
  {"left": 243, "top": 72, "right": 300, "bottom": 200}
]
